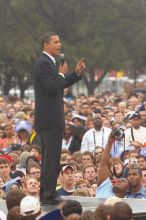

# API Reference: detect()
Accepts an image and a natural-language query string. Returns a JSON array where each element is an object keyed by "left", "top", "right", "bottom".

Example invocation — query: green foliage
[{"left": 0, "top": 0, "right": 146, "bottom": 96}]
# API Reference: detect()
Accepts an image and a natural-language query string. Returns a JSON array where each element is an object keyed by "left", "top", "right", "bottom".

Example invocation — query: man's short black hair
[
  {"left": 62, "top": 200, "right": 82, "bottom": 217},
  {"left": 41, "top": 32, "right": 57, "bottom": 48}
]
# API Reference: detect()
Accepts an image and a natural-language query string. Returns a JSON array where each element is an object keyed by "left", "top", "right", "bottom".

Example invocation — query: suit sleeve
[{"left": 35, "top": 59, "right": 81, "bottom": 94}]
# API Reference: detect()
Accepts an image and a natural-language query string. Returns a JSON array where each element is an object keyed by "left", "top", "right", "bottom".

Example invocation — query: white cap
[
  {"left": 71, "top": 114, "right": 87, "bottom": 121},
  {"left": 20, "top": 196, "right": 40, "bottom": 216},
  {"left": 0, "top": 210, "right": 6, "bottom": 220}
]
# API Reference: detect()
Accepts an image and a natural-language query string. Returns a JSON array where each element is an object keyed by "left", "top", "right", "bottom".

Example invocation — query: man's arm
[{"left": 97, "top": 134, "right": 115, "bottom": 186}]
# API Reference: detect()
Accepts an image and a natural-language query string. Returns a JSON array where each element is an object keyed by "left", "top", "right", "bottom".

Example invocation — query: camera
[{"left": 111, "top": 127, "right": 125, "bottom": 139}]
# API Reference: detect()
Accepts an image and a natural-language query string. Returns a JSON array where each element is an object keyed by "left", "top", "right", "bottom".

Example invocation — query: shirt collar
[{"left": 43, "top": 51, "right": 56, "bottom": 64}]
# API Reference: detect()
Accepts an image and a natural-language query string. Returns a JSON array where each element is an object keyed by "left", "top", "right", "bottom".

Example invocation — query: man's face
[
  {"left": 44, "top": 35, "right": 61, "bottom": 56},
  {"left": 127, "top": 169, "right": 142, "bottom": 187},
  {"left": 81, "top": 104, "right": 90, "bottom": 115},
  {"left": 142, "top": 170, "right": 146, "bottom": 187},
  {"left": 62, "top": 168, "right": 75, "bottom": 185},
  {"left": 84, "top": 167, "right": 96, "bottom": 182},
  {"left": 25, "top": 178, "right": 40, "bottom": 195},
  {"left": 114, "top": 112, "right": 123, "bottom": 123},
  {"left": 30, "top": 149, "right": 40, "bottom": 158},
  {"left": 137, "top": 157, "right": 146, "bottom": 169},
  {"left": 139, "top": 111, "right": 146, "bottom": 124},
  {"left": 0, "top": 163, "right": 10, "bottom": 179},
  {"left": 81, "top": 155, "right": 92, "bottom": 165},
  {"left": 93, "top": 116, "right": 103, "bottom": 131},
  {"left": 131, "top": 117, "right": 141, "bottom": 129},
  {"left": 29, "top": 167, "right": 41, "bottom": 181},
  {"left": 113, "top": 178, "right": 129, "bottom": 194}
]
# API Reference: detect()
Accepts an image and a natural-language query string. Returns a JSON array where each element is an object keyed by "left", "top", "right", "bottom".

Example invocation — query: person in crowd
[
  {"left": 127, "top": 166, "right": 146, "bottom": 198},
  {"left": 23, "top": 177, "right": 40, "bottom": 197},
  {"left": 60, "top": 149, "right": 72, "bottom": 163},
  {"left": 94, "top": 204, "right": 112, "bottom": 220},
  {"left": 107, "top": 201, "right": 133, "bottom": 220},
  {"left": 80, "top": 210, "right": 95, "bottom": 220},
  {"left": 85, "top": 118, "right": 94, "bottom": 130},
  {"left": 0, "top": 124, "right": 15, "bottom": 148},
  {"left": 0, "top": 157, "right": 11, "bottom": 183},
  {"left": 17, "top": 151, "right": 30, "bottom": 174},
  {"left": 89, "top": 182, "right": 97, "bottom": 197},
  {"left": 94, "top": 146, "right": 104, "bottom": 164},
  {"left": 26, "top": 162, "right": 41, "bottom": 182},
  {"left": 69, "top": 125, "right": 87, "bottom": 154},
  {"left": 7, "top": 206, "right": 21, "bottom": 220},
  {"left": 60, "top": 199, "right": 82, "bottom": 219},
  {"left": 96, "top": 134, "right": 130, "bottom": 198},
  {"left": 71, "top": 115, "right": 87, "bottom": 127},
  {"left": 83, "top": 163, "right": 97, "bottom": 185},
  {"left": 118, "top": 101, "right": 127, "bottom": 114},
  {"left": 15, "top": 120, "right": 32, "bottom": 146},
  {"left": 62, "top": 123, "right": 74, "bottom": 149},
  {"left": 6, "top": 188, "right": 25, "bottom": 211},
  {"left": 81, "top": 151, "right": 94, "bottom": 166},
  {"left": 81, "top": 115, "right": 111, "bottom": 152},
  {"left": 57, "top": 164, "right": 76, "bottom": 196},
  {"left": 114, "top": 111, "right": 124, "bottom": 124},
  {"left": 141, "top": 168, "right": 146, "bottom": 188},
  {"left": 0, "top": 126, "right": 4, "bottom": 138},
  {"left": 29, "top": 144, "right": 41, "bottom": 162},
  {"left": 74, "top": 170, "right": 83, "bottom": 184},
  {"left": 125, "top": 113, "right": 146, "bottom": 149},
  {"left": 128, "top": 93, "right": 139, "bottom": 110},
  {"left": 75, "top": 178, "right": 90, "bottom": 190},
  {"left": 137, "top": 155, "right": 146, "bottom": 169},
  {"left": 20, "top": 196, "right": 42, "bottom": 220}
]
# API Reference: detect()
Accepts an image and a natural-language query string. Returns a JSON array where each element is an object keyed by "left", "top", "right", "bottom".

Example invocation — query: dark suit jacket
[{"left": 34, "top": 53, "right": 81, "bottom": 131}]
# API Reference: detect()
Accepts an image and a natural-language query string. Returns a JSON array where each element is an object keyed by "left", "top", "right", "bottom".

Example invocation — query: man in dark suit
[{"left": 34, "top": 33, "right": 85, "bottom": 205}]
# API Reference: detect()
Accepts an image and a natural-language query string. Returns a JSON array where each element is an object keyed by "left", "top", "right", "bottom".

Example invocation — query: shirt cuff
[{"left": 58, "top": 72, "right": 65, "bottom": 78}]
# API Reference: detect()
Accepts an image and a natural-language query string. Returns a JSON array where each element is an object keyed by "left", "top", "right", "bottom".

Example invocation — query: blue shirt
[
  {"left": 126, "top": 185, "right": 146, "bottom": 199},
  {"left": 96, "top": 178, "right": 115, "bottom": 199}
]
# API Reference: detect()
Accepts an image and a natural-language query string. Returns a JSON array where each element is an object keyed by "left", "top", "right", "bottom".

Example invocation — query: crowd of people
[{"left": 0, "top": 90, "right": 146, "bottom": 219}]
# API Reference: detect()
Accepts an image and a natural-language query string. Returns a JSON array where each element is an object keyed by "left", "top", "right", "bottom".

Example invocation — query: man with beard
[
  {"left": 81, "top": 116, "right": 111, "bottom": 152},
  {"left": 96, "top": 134, "right": 129, "bottom": 199}
]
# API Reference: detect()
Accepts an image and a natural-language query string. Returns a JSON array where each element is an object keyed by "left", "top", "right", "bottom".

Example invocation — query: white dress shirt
[
  {"left": 81, "top": 127, "right": 111, "bottom": 152},
  {"left": 124, "top": 126, "right": 146, "bottom": 147}
]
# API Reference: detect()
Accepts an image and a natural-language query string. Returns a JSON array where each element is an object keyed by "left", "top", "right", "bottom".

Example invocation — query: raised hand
[{"left": 75, "top": 58, "right": 86, "bottom": 75}]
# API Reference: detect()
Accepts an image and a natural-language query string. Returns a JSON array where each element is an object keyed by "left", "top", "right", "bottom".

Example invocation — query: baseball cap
[
  {"left": 20, "top": 196, "right": 40, "bottom": 216},
  {"left": 129, "top": 112, "right": 141, "bottom": 119},
  {"left": 61, "top": 165, "right": 75, "bottom": 173},
  {"left": 71, "top": 114, "right": 87, "bottom": 122}
]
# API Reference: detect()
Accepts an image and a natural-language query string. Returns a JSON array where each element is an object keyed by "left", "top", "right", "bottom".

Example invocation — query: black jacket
[{"left": 34, "top": 53, "right": 81, "bottom": 130}]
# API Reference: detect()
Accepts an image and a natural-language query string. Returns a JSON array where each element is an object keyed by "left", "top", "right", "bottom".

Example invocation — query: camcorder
[{"left": 111, "top": 126, "right": 125, "bottom": 139}]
